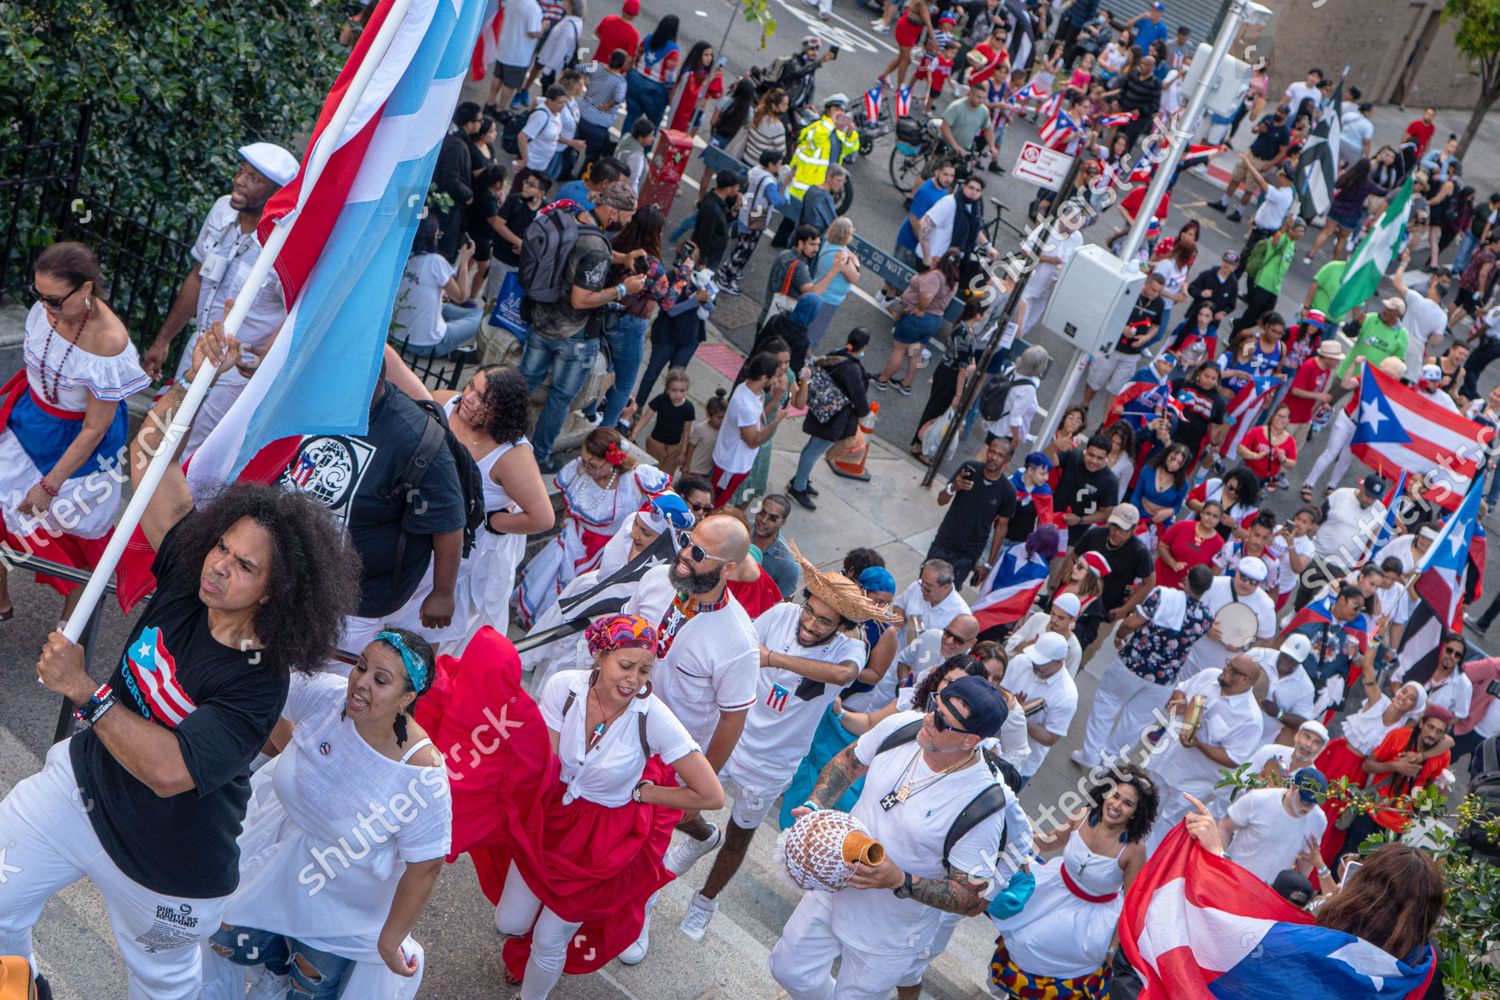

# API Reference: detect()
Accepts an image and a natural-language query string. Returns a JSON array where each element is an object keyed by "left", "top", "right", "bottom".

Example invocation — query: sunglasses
[
  {"left": 942, "top": 627, "right": 975, "bottom": 644},
  {"left": 676, "top": 530, "right": 729, "bottom": 564},
  {"left": 930, "top": 700, "right": 972, "bottom": 734},
  {"left": 29, "top": 281, "right": 82, "bottom": 311},
  {"left": 688, "top": 502, "right": 714, "bottom": 516}
]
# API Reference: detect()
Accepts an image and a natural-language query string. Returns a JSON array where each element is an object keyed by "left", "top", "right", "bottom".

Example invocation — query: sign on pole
[{"left": 1012, "top": 141, "right": 1074, "bottom": 191}]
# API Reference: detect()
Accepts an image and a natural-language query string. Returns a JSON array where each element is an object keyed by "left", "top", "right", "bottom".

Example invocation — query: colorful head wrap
[
  {"left": 375, "top": 630, "right": 432, "bottom": 694},
  {"left": 584, "top": 614, "right": 659, "bottom": 657},
  {"left": 638, "top": 492, "right": 694, "bottom": 536}
]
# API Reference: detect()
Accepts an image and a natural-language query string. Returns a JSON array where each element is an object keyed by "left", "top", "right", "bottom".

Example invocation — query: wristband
[
  {"left": 616, "top": 283, "right": 628, "bottom": 301},
  {"left": 37, "top": 479, "right": 59, "bottom": 498},
  {"left": 801, "top": 800, "right": 822, "bottom": 812},
  {"left": 74, "top": 683, "right": 115, "bottom": 727},
  {"left": 632, "top": 779, "right": 651, "bottom": 803}
]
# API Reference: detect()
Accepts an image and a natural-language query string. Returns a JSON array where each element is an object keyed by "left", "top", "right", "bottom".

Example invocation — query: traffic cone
[{"left": 826, "top": 403, "right": 879, "bottom": 481}]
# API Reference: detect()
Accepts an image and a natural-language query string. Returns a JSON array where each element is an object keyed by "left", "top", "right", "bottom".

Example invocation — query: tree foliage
[
  {"left": 1441, "top": 0, "right": 1500, "bottom": 157},
  {"left": 0, "top": 0, "right": 348, "bottom": 236}
]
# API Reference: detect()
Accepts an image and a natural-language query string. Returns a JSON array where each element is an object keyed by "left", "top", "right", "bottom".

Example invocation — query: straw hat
[{"left": 785, "top": 539, "right": 902, "bottom": 628}]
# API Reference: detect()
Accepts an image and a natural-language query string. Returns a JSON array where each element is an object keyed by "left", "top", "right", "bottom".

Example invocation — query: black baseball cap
[
  {"left": 1362, "top": 474, "right": 1388, "bottom": 498},
  {"left": 938, "top": 676, "right": 1009, "bottom": 738}
]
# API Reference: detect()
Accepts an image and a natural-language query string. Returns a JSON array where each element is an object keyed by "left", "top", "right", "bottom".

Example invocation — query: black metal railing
[{"left": 0, "top": 106, "right": 194, "bottom": 354}]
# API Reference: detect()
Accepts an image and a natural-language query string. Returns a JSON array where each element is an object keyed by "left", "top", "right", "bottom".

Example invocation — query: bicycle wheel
[
  {"left": 889, "top": 145, "right": 924, "bottom": 194},
  {"left": 836, "top": 175, "right": 855, "bottom": 215}
]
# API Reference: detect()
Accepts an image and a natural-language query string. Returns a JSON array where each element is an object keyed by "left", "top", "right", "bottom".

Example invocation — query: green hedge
[{"left": 1, "top": 0, "right": 348, "bottom": 235}]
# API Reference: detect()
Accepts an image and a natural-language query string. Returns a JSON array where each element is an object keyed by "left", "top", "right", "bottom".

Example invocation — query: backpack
[
  {"left": 1460, "top": 735, "right": 1500, "bottom": 859},
  {"left": 978, "top": 370, "right": 1038, "bottom": 423},
  {"left": 499, "top": 109, "right": 529, "bottom": 156},
  {"left": 1243, "top": 236, "right": 1272, "bottom": 283},
  {"left": 518, "top": 208, "right": 606, "bottom": 319},
  {"left": 876, "top": 719, "right": 1016, "bottom": 868},
  {"left": 806, "top": 359, "right": 852, "bottom": 423},
  {"left": 390, "top": 397, "right": 487, "bottom": 564}
]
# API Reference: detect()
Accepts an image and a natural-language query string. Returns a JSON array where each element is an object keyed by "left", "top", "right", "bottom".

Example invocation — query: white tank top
[
  {"left": 444, "top": 397, "right": 530, "bottom": 511},
  {"left": 1063, "top": 825, "right": 1126, "bottom": 898}
]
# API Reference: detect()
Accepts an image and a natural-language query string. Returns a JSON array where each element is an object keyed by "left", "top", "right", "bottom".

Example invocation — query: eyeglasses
[
  {"left": 676, "top": 530, "right": 729, "bottom": 564},
  {"left": 800, "top": 604, "right": 840, "bottom": 631},
  {"left": 28, "top": 281, "right": 82, "bottom": 311}
]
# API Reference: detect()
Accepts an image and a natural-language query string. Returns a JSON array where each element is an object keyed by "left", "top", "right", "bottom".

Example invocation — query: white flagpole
[{"left": 59, "top": 0, "right": 420, "bottom": 643}]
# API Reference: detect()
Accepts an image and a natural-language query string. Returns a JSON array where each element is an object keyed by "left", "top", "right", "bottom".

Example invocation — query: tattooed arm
[
  {"left": 790, "top": 744, "right": 869, "bottom": 817},
  {"left": 908, "top": 865, "right": 989, "bottom": 916}
]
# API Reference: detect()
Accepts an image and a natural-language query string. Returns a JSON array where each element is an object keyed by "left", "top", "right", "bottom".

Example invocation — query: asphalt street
[{"left": 5, "top": 2, "right": 1500, "bottom": 998}]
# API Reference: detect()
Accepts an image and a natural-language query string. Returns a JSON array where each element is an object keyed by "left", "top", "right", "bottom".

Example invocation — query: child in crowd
[
  {"left": 632, "top": 368, "right": 697, "bottom": 475},
  {"left": 919, "top": 39, "right": 960, "bottom": 112},
  {"left": 1069, "top": 52, "right": 1096, "bottom": 92},
  {"left": 681, "top": 386, "right": 728, "bottom": 478}
]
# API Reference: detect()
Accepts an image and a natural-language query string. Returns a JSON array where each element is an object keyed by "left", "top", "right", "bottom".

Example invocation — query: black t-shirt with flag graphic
[{"left": 70, "top": 515, "right": 288, "bottom": 898}]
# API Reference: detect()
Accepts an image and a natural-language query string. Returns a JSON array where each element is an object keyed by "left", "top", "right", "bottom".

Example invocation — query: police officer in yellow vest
[{"left": 772, "top": 94, "right": 859, "bottom": 247}]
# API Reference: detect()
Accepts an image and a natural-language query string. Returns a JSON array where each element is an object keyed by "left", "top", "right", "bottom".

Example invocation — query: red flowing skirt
[
  {"left": 414, "top": 627, "right": 682, "bottom": 978},
  {"left": 1314, "top": 737, "right": 1369, "bottom": 864}
]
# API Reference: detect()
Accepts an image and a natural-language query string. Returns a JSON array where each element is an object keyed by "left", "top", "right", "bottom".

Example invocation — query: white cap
[
  {"left": 1419, "top": 525, "right": 1441, "bottom": 541},
  {"left": 1237, "top": 556, "right": 1269, "bottom": 582},
  {"left": 238, "top": 142, "right": 299, "bottom": 187},
  {"left": 1299, "top": 719, "right": 1330, "bottom": 741},
  {"left": 1420, "top": 363, "right": 1443, "bottom": 382},
  {"left": 1032, "top": 632, "right": 1069, "bottom": 663},
  {"left": 1279, "top": 632, "right": 1313, "bottom": 664},
  {"left": 1052, "top": 593, "right": 1082, "bottom": 618}
]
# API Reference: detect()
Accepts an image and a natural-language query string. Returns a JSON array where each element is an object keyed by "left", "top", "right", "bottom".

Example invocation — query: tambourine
[{"left": 1212, "top": 602, "right": 1260, "bottom": 652}]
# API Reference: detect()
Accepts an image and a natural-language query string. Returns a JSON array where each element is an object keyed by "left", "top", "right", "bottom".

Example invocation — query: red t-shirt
[
  {"left": 728, "top": 568, "right": 782, "bottom": 620},
  {"left": 1404, "top": 119, "right": 1436, "bottom": 156},
  {"left": 1153, "top": 519, "right": 1225, "bottom": 589},
  {"left": 1367, "top": 727, "right": 1450, "bottom": 831},
  {"left": 1286, "top": 356, "right": 1333, "bottom": 424},
  {"left": 1238, "top": 425, "right": 1297, "bottom": 480},
  {"left": 595, "top": 14, "right": 640, "bottom": 61},
  {"left": 968, "top": 43, "right": 1010, "bottom": 85}
]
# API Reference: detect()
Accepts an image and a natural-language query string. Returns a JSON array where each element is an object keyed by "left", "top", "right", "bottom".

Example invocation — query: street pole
[
  {"left": 1031, "top": 0, "right": 1268, "bottom": 453},
  {"left": 920, "top": 149, "right": 1089, "bottom": 488}
]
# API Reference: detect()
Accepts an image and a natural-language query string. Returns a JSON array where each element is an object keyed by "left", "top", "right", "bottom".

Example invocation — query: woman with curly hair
[
  {"left": 515, "top": 427, "right": 669, "bottom": 627},
  {"left": 389, "top": 362, "right": 553, "bottom": 643},
  {"left": 10, "top": 320, "right": 360, "bottom": 998},
  {"left": 203, "top": 629, "right": 449, "bottom": 999},
  {"left": 989, "top": 765, "right": 1158, "bottom": 999}
]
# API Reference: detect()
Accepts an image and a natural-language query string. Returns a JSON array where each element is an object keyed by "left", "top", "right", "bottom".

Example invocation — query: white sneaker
[
  {"left": 1069, "top": 749, "right": 1096, "bottom": 769},
  {"left": 663, "top": 823, "right": 723, "bottom": 875},
  {"left": 618, "top": 908, "right": 651, "bottom": 965},
  {"left": 679, "top": 892, "right": 718, "bottom": 942}
]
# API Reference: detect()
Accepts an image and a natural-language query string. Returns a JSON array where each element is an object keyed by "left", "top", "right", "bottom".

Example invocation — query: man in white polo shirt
[
  {"left": 1182, "top": 556, "right": 1278, "bottom": 679},
  {"left": 895, "top": 558, "right": 972, "bottom": 636},
  {"left": 999, "top": 632, "right": 1076, "bottom": 786},
  {"left": 1248, "top": 633, "right": 1318, "bottom": 744},
  {"left": 1220, "top": 768, "right": 1329, "bottom": 884},
  {"left": 676, "top": 563, "right": 896, "bottom": 942}
]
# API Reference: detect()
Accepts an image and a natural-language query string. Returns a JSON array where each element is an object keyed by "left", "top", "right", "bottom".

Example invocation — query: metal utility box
[{"left": 1038, "top": 245, "right": 1147, "bottom": 355}]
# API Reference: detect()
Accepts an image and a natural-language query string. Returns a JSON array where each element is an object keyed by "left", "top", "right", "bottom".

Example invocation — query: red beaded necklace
[{"left": 40, "top": 301, "right": 92, "bottom": 405}]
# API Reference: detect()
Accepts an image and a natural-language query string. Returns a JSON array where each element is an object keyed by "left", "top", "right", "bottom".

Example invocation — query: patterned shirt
[{"left": 1119, "top": 588, "right": 1215, "bottom": 684}]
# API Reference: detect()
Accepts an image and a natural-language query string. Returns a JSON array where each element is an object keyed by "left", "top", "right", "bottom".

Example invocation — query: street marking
[{"left": 770, "top": 0, "right": 896, "bottom": 55}]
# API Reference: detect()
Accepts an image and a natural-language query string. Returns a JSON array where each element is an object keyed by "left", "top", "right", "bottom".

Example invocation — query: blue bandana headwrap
[{"left": 375, "top": 630, "right": 432, "bottom": 695}]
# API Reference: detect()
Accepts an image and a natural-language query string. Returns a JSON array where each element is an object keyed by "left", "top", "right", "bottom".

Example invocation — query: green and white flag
[{"left": 1328, "top": 176, "right": 1414, "bottom": 320}]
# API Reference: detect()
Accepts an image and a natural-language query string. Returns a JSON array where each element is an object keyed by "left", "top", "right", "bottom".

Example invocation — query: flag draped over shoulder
[
  {"left": 970, "top": 545, "right": 1050, "bottom": 630},
  {"left": 186, "top": 0, "right": 487, "bottom": 494},
  {"left": 1328, "top": 177, "right": 1414, "bottom": 319},
  {"left": 1348, "top": 363, "right": 1494, "bottom": 496},
  {"left": 1294, "top": 74, "right": 1343, "bottom": 222},
  {"left": 1414, "top": 470, "right": 1486, "bottom": 630},
  {"left": 1120, "top": 824, "right": 1436, "bottom": 998}
]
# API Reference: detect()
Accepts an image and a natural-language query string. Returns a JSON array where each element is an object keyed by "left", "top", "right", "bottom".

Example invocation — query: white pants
[
  {"left": 1085, "top": 350, "right": 1141, "bottom": 395},
  {"left": 331, "top": 615, "right": 391, "bottom": 674},
  {"left": 494, "top": 862, "right": 581, "bottom": 1000},
  {"left": 1145, "top": 780, "right": 1202, "bottom": 854},
  {"left": 1017, "top": 288, "right": 1051, "bottom": 340},
  {"left": 1080, "top": 658, "right": 1172, "bottom": 766},
  {"left": 1301, "top": 411, "right": 1355, "bottom": 492},
  {"left": 0, "top": 741, "right": 226, "bottom": 1000},
  {"left": 899, "top": 910, "right": 962, "bottom": 987},
  {"left": 769, "top": 891, "right": 916, "bottom": 1000}
]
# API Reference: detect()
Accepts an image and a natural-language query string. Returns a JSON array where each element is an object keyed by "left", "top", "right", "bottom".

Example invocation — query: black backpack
[
  {"left": 390, "top": 397, "right": 486, "bottom": 563},
  {"left": 877, "top": 719, "right": 1015, "bottom": 867},
  {"left": 498, "top": 109, "right": 529, "bottom": 156},
  {"left": 518, "top": 208, "right": 605, "bottom": 321},
  {"left": 978, "top": 370, "right": 1038, "bottom": 423},
  {"left": 1461, "top": 735, "right": 1500, "bottom": 859}
]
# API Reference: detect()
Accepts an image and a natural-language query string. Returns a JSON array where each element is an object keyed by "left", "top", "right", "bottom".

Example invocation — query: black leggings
[{"left": 911, "top": 363, "right": 962, "bottom": 447}]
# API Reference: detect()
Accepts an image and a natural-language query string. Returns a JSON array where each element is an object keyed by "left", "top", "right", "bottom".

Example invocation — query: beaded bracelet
[{"left": 37, "top": 479, "right": 59, "bottom": 498}]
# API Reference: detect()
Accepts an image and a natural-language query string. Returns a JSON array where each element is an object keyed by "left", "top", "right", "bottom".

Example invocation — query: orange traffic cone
[{"left": 826, "top": 403, "right": 879, "bottom": 481}]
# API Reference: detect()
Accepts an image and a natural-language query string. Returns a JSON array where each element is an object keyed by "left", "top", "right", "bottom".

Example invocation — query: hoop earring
[
  {"left": 636, "top": 680, "right": 653, "bottom": 700},
  {"left": 394, "top": 712, "right": 409, "bottom": 747}
]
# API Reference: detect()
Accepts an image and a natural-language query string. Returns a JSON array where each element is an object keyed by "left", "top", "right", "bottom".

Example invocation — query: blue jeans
[
  {"left": 1455, "top": 231, "right": 1480, "bottom": 275},
  {"left": 625, "top": 72, "right": 669, "bottom": 130},
  {"left": 211, "top": 924, "right": 356, "bottom": 999},
  {"left": 598, "top": 313, "right": 649, "bottom": 428},
  {"left": 407, "top": 302, "right": 482, "bottom": 357},
  {"left": 520, "top": 328, "right": 599, "bottom": 463},
  {"left": 793, "top": 436, "right": 837, "bottom": 491},
  {"left": 637, "top": 325, "right": 698, "bottom": 404}
]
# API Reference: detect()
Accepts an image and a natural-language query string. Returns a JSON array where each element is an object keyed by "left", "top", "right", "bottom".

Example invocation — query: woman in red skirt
[{"left": 416, "top": 617, "right": 722, "bottom": 999}]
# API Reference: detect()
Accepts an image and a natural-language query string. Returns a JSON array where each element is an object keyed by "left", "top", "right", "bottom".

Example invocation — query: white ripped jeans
[{"left": 494, "top": 862, "right": 582, "bottom": 1000}]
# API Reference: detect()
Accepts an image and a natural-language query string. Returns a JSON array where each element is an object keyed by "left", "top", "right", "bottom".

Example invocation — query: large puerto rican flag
[
  {"left": 1218, "top": 376, "right": 1283, "bottom": 459},
  {"left": 1349, "top": 363, "right": 1494, "bottom": 496},
  {"left": 1414, "top": 469, "right": 1486, "bottom": 630},
  {"left": 1121, "top": 824, "right": 1436, "bottom": 998},
  {"left": 186, "top": 0, "right": 487, "bottom": 494},
  {"left": 970, "top": 545, "right": 1050, "bottom": 630}
]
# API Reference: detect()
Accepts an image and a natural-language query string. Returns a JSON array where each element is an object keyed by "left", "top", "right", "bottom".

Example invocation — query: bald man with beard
[{"left": 619, "top": 515, "right": 760, "bottom": 963}]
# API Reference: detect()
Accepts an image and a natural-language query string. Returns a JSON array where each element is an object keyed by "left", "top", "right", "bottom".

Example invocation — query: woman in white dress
[
  {"left": 201, "top": 628, "right": 450, "bottom": 1000},
  {"left": 515, "top": 427, "right": 670, "bottom": 627},
  {"left": 386, "top": 361, "right": 553, "bottom": 645},
  {"left": 0, "top": 242, "right": 148, "bottom": 621},
  {"left": 989, "top": 766, "right": 1158, "bottom": 998}
]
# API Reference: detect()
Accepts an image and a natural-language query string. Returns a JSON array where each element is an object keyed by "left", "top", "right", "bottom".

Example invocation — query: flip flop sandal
[{"left": 1300, "top": 485, "right": 1314, "bottom": 502}]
